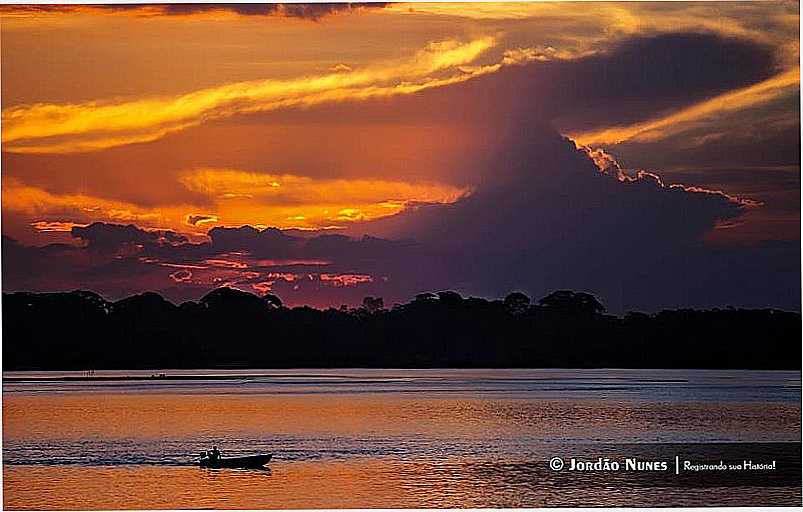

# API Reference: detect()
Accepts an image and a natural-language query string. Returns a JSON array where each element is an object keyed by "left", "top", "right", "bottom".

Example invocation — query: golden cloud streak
[
  {"left": 571, "top": 67, "right": 800, "bottom": 146},
  {"left": 2, "top": 37, "right": 503, "bottom": 154},
  {"left": 2, "top": 178, "right": 183, "bottom": 228},
  {"left": 179, "top": 168, "right": 469, "bottom": 229},
  {"left": 180, "top": 168, "right": 469, "bottom": 205},
  {"left": 4, "top": 168, "right": 469, "bottom": 237}
]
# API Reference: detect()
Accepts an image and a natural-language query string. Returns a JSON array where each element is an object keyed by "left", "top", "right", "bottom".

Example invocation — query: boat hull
[{"left": 199, "top": 454, "right": 272, "bottom": 469}]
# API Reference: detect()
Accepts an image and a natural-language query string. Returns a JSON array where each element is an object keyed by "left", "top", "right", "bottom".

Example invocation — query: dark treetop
[{"left": 3, "top": 288, "right": 800, "bottom": 370}]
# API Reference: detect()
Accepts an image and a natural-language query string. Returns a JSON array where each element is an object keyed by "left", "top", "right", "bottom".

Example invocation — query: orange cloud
[
  {"left": 177, "top": 167, "right": 470, "bottom": 230},
  {"left": 30, "top": 221, "right": 89, "bottom": 233},
  {"left": 2, "top": 37, "right": 500, "bottom": 154},
  {"left": 320, "top": 273, "right": 374, "bottom": 287},
  {"left": 181, "top": 168, "right": 468, "bottom": 205},
  {"left": 2, "top": 178, "right": 185, "bottom": 229},
  {"left": 3, "top": 167, "right": 469, "bottom": 239}
]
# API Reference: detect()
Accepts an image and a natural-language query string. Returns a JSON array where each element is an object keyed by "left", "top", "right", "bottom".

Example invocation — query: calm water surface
[{"left": 3, "top": 369, "right": 801, "bottom": 508}]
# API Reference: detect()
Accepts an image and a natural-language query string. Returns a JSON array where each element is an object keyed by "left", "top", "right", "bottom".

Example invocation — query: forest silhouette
[{"left": 3, "top": 287, "right": 800, "bottom": 370}]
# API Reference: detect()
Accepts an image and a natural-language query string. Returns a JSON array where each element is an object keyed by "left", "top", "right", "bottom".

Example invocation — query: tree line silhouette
[{"left": 3, "top": 287, "right": 800, "bottom": 370}]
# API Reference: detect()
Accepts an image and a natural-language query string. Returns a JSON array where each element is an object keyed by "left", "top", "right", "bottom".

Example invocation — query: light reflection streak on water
[{"left": 3, "top": 369, "right": 801, "bottom": 508}]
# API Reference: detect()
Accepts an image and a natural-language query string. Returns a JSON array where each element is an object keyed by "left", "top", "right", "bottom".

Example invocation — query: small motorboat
[{"left": 199, "top": 454, "right": 272, "bottom": 469}]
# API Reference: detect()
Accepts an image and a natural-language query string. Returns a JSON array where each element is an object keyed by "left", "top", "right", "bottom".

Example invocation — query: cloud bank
[
  {"left": 1, "top": 20, "right": 798, "bottom": 312},
  {"left": 0, "top": 3, "right": 391, "bottom": 21},
  {"left": 2, "top": 36, "right": 537, "bottom": 153},
  {"left": 4, "top": 122, "right": 797, "bottom": 312}
]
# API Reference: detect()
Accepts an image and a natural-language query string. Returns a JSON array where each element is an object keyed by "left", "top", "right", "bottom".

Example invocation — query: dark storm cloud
[
  {"left": 265, "top": 3, "right": 390, "bottom": 20},
  {"left": 5, "top": 121, "right": 797, "bottom": 312},
  {"left": 162, "top": 230, "right": 189, "bottom": 245},
  {"left": 71, "top": 222, "right": 187, "bottom": 252},
  {"left": 181, "top": 32, "right": 776, "bottom": 133},
  {"left": 542, "top": 32, "right": 780, "bottom": 130},
  {"left": 221, "top": 31, "right": 785, "bottom": 189},
  {"left": 1, "top": 30, "right": 797, "bottom": 311},
  {"left": 206, "top": 226, "right": 299, "bottom": 256},
  {"left": 140, "top": 225, "right": 415, "bottom": 266},
  {"left": 601, "top": 91, "right": 801, "bottom": 171},
  {"left": 1, "top": 31, "right": 783, "bottom": 216},
  {"left": 144, "top": 3, "right": 391, "bottom": 20},
  {"left": 356, "top": 122, "right": 798, "bottom": 312},
  {"left": 344, "top": 32, "right": 779, "bottom": 131},
  {"left": 2, "top": 222, "right": 416, "bottom": 305},
  {"left": 0, "top": 3, "right": 390, "bottom": 20},
  {"left": 72, "top": 223, "right": 158, "bottom": 250}
]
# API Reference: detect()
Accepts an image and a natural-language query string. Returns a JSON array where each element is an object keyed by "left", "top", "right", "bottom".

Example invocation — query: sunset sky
[{"left": 1, "top": 2, "right": 800, "bottom": 311}]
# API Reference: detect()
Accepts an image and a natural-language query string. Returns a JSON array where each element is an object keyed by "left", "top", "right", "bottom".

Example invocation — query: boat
[{"left": 199, "top": 454, "right": 272, "bottom": 469}]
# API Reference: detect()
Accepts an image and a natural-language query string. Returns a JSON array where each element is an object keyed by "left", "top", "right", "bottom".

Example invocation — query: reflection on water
[
  {"left": 3, "top": 369, "right": 801, "bottom": 508},
  {"left": 5, "top": 368, "right": 801, "bottom": 402},
  {"left": 5, "top": 455, "right": 801, "bottom": 509}
]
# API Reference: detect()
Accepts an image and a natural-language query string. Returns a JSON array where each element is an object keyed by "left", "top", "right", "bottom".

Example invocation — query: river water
[{"left": 3, "top": 369, "right": 801, "bottom": 508}]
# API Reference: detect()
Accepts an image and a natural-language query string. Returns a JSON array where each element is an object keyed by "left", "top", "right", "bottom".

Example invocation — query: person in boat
[{"left": 210, "top": 446, "right": 221, "bottom": 461}]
